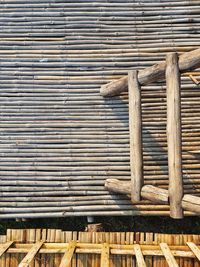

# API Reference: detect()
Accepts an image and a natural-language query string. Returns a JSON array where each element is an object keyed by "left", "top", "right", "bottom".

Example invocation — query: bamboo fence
[
  {"left": 0, "top": 229, "right": 199, "bottom": 266},
  {"left": 1, "top": 0, "right": 200, "bottom": 217}
]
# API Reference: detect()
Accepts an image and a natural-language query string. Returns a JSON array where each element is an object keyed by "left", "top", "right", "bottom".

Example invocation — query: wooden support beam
[
  {"left": 160, "top": 243, "right": 179, "bottom": 267},
  {"left": 0, "top": 241, "right": 13, "bottom": 257},
  {"left": 141, "top": 185, "right": 169, "bottom": 204},
  {"left": 128, "top": 70, "right": 143, "bottom": 202},
  {"left": 182, "top": 194, "right": 200, "bottom": 213},
  {"left": 100, "top": 47, "right": 200, "bottom": 96},
  {"left": 187, "top": 242, "right": 200, "bottom": 262},
  {"left": 105, "top": 179, "right": 200, "bottom": 215},
  {"left": 101, "top": 243, "right": 109, "bottom": 267},
  {"left": 59, "top": 240, "right": 77, "bottom": 267},
  {"left": 166, "top": 52, "right": 183, "bottom": 219},
  {"left": 18, "top": 241, "right": 43, "bottom": 267},
  {"left": 105, "top": 178, "right": 131, "bottom": 195},
  {"left": 105, "top": 179, "right": 169, "bottom": 204},
  {"left": 133, "top": 244, "right": 147, "bottom": 267}
]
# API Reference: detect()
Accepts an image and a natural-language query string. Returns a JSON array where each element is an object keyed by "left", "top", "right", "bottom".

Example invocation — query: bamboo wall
[
  {"left": 0, "top": 0, "right": 200, "bottom": 218},
  {"left": 0, "top": 229, "right": 199, "bottom": 267}
]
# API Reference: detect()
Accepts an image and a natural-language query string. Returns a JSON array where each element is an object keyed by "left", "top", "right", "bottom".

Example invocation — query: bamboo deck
[
  {"left": 0, "top": 229, "right": 200, "bottom": 266},
  {"left": 1, "top": 0, "right": 200, "bottom": 218}
]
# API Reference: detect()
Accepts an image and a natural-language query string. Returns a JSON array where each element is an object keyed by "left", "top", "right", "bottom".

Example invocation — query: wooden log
[
  {"left": 128, "top": 70, "right": 143, "bottom": 201},
  {"left": 105, "top": 179, "right": 169, "bottom": 204},
  {"left": 166, "top": 52, "right": 183, "bottom": 219},
  {"left": 105, "top": 179, "right": 131, "bottom": 195},
  {"left": 100, "top": 47, "right": 200, "bottom": 96},
  {"left": 105, "top": 179, "right": 200, "bottom": 215},
  {"left": 182, "top": 194, "right": 200, "bottom": 214},
  {"left": 141, "top": 185, "right": 169, "bottom": 204}
]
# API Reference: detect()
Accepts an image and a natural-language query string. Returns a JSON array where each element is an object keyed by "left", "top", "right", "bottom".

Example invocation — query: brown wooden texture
[
  {"left": 100, "top": 48, "right": 200, "bottom": 96},
  {"left": 166, "top": 52, "right": 183, "bottom": 219},
  {"left": 105, "top": 179, "right": 200, "bottom": 215},
  {"left": 128, "top": 70, "right": 143, "bottom": 201}
]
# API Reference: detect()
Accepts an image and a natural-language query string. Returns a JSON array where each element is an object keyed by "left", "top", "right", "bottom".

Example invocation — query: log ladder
[{"left": 103, "top": 48, "right": 200, "bottom": 218}]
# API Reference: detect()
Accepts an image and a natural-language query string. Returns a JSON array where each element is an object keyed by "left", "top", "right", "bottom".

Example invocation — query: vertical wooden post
[
  {"left": 128, "top": 70, "right": 143, "bottom": 202},
  {"left": 166, "top": 52, "right": 183, "bottom": 219},
  {"left": 101, "top": 243, "right": 109, "bottom": 267}
]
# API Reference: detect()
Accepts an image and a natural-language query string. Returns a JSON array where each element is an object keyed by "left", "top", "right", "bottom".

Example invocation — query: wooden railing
[
  {"left": 103, "top": 48, "right": 200, "bottom": 218},
  {"left": 1, "top": 240, "right": 200, "bottom": 267},
  {"left": 0, "top": 229, "right": 200, "bottom": 266}
]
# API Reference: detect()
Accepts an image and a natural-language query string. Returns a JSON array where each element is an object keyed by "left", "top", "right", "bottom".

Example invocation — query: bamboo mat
[
  {"left": 0, "top": 0, "right": 200, "bottom": 218},
  {"left": 0, "top": 229, "right": 199, "bottom": 267}
]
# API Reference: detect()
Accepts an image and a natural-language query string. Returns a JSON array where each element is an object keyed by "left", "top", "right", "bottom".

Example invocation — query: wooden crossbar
[
  {"left": 187, "top": 242, "right": 200, "bottom": 261},
  {"left": 100, "top": 47, "right": 200, "bottom": 96},
  {"left": 133, "top": 244, "right": 146, "bottom": 267},
  {"left": 59, "top": 240, "right": 77, "bottom": 267},
  {"left": 101, "top": 243, "right": 109, "bottom": 267},
  {"left": 160, "top": 243, "right": 179, "bottom": 267},
  {"left": 18, "top": 241, "right": 44, "bottom": 267},
  {"left": 0, "top": 241, "right": 13, "bottom": 257},
  {"left": 0, "top": 241, "right": 198, "bottom": 266}
]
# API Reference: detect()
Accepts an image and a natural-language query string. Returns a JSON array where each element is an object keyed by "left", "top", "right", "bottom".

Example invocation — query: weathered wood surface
[
  {"left": 105, "top": 179, "right": 200, "bottom": 215},
  {"left": 128, "top": 70, "right": 143, "bottom": 201},
  {"left": 18, "top": 241, "right": 44, "bottom": 267},
  {"left": 100, "top": 47, "right": 200, "bottom": 96},
  {"left": 0, "top": 0, "right": 200, "bottom": 217},
  {"left": 166, "top": 52, "right": 183, "bottom": 219}
]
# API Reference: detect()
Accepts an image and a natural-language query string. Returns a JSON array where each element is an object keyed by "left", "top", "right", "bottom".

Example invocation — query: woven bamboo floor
[
  {"left": 1, "top": 0, "right": 200, "bottom": 218},
  {"left": 0, "top": 229, "right": 200, "bottom": 266}
]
